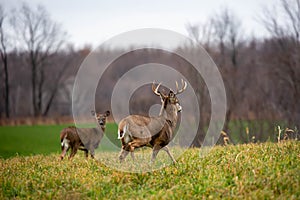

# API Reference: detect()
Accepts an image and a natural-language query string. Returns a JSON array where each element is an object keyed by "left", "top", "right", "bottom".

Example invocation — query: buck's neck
[{"left": 159, "top": 104, "right": 178, "bottom": 128}]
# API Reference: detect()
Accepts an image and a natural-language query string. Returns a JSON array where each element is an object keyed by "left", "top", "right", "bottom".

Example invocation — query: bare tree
[
  {"left": 0, "top": 5, "right": 9, "bottom": 118},
  {"left": 260, "top": 0, "right": 300, "bottom": 40},
  {"left": 11, "top": 3, "right": 68, "bottom": 116},
  {"left": 185, "top": 23, "right": 210, "bottom": 147},
  {"left": 210, "top": 7, "right": 242, "bottom": 68},
  {"left": 186, "top": 21, "right": 214, "bottom": 52},
  {"left": 211, "top": 8, "right": 230, "bottom": 64},
  {"left": 260, "top": 0, "right": 300, "bottom": 127},
  {"left": 42, "top": 51, "right": 73, "bottom": 116},
  {"left": 185, "top": 8, "right": 243, "bottom": 145},
  {"left": 207, "top": 8, "right": 243, "bottom": 135}
]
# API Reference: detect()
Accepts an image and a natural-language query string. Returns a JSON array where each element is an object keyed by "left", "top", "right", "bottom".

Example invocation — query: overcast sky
[{"left": 2, "top": 0, "right": 275, "bottom": 48}]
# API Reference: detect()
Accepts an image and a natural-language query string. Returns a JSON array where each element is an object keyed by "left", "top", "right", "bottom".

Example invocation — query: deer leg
[
  {"left": 69, "top": 145, "right": 78, "bottom": 159},
  {"left": 90, "top": 149, "right": 95, "bottom": 159},
  {"left": 127, "top": 140, "right": 149, "bottom": 161},
  {"left": 130, "top": 152, "right": 135, "bottom": 161},
  {"left": 83, "top": 149, "right": 88, "bottom": 159},
  {"left": 60, "top": 146, "right": 69, "bottom": 160},
  {"left": 151, "top": 145, "right": 162, "bottom": 164},
  {"left": 162, "top": 146, "right": 176, "bottom": 164},
  {"left": 119, "top": 149, "right": 130, "bottom": 162}
]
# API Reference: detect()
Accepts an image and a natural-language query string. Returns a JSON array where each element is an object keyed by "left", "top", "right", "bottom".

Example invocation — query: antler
[
  {"left": 152, "top": 82, "right": 162, "bottom": 96},
  {"left": 175, "top": 79, "right": 187, "bottom": 95}
]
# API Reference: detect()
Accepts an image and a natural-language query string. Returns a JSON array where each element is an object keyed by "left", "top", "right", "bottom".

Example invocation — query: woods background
[{"left": 1, "top": 0, "right": 300, "bottom": 145}]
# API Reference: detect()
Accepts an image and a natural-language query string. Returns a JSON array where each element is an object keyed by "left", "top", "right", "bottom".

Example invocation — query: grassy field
[
  {"left": 1, "top": 141, "right": 299, "bottom": 199},
  {"left": 0, "top": 125, "right": 299, "bottom": 199},
  {"left": 0, "top": 124, "right": 119, "bottom": 159}
]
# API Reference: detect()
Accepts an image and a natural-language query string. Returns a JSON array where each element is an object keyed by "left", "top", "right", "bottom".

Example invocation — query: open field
[
  {"left": 0, "top": 122, "right": 292, "bottom": 159},
  {"left": 1, "top": 141, "right": 299, "bottom": 199},
  {"left": 0, "top": 124, "right": 119, "bottom": 159},
  {"left": 0, "top": 125, "right": 300, "bottom": 199}
]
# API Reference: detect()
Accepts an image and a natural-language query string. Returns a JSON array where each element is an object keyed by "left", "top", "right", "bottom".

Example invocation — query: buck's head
[
  {"left": 91, "top": 110, "right": 110, "bottom": 130},
  {"left": 152, "top": 79, "right": 187, "bottom": 114}
]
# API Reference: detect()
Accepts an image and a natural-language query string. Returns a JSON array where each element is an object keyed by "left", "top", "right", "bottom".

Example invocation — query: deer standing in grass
[
  {"left": 117, "top": 80, "right": 187, "bottom": 164},
  {"left": 60, "top": 110, "right": 110, "bottom": 160}
]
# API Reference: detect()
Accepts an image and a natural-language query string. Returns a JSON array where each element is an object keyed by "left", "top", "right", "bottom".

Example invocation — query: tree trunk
[
  {"left": 43, "top": 90, "right": 56, "bottom": 116},
  {"left": 30, "top": 51, "right": 38, "bottom": 116},
  {"left": 3, "top": 54, "right": 9, "bottom": 118},
  {"left": 0, "top": 16, "right": 9, "bottom": 118},
  {"left": 37, "top": 67, "right": 45, "bottom": 116}
]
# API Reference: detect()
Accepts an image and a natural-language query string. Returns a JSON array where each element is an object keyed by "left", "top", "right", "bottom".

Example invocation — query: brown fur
[
  {"left": 118, "top": 81, "right": 186, "bottom": 163},
  {"left": 60, "top": 110, "right": 110, "bottom": 160},
  {"left": 60, "top": 126, "right": 87, "bottom": 159}
]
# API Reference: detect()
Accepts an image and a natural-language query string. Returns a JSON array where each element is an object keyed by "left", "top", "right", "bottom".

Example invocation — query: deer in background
[
  {"left": 60, "top": 110, "right": 110, "bottom": 160},
  {"left": 117, "top": 80, "right": 187, "bottom": 164}
]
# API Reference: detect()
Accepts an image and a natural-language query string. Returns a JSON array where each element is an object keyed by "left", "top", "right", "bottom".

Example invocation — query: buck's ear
[
  {"left": 91, "top": 110, "right": 96, "bottom": 116},
  {"left": 105, "top": 110, "right": 110, "bottom": 116}
]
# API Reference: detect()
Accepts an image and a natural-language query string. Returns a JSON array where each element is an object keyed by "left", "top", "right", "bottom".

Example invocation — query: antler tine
[
  {"left": 152, "top": 81, "right": 162, "bottom": 96},
  {"left": 175, "top": 79, "right": 187, "bottom": 95}
]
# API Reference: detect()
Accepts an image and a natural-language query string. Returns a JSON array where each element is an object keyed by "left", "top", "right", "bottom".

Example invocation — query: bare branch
[{"left": 10, "top": 2, "right": 67, "bottom": 116}]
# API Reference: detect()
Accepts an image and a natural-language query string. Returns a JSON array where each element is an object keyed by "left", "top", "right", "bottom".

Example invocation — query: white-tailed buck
[
  {"left": 60, "top": 110, "right": 110, "bottom": 160},
  {"left": 117, "top": 80, "right": 187, "bottom": 164}
]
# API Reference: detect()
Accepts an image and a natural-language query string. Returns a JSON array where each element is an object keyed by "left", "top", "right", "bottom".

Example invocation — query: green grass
[
  {"left": 225, "top": 120, "right": 295, "bottom": 144},
  {"left": 1, "top": 121, "right": 294, "bottom": 159},
  {"left": 0, "top": 124, "right": 119, "bottom": 159},
  {"left": 0, "top": 141, "right": 299, "bottom": 199},
  {"left": 0, "top": 124, "right": 299, "bottom": 198},
  {"left": 0, "top": 125, "right": 64, "bottom": 158}
]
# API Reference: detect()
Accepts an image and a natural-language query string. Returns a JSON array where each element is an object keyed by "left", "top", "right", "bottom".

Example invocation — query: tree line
[{"left": 0, "top": 1, "right": 299, "bottom": 144}]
